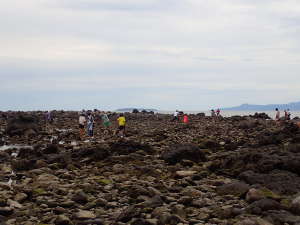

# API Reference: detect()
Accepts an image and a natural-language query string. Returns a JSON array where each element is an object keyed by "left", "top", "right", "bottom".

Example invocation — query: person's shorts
[
  {"left": 103, "top": 121, "right": 111, "bottom": 128},
  {"left": 118, "top": 125, "right": 125, "bottom": 130},
  {"left": 79, "top": 124, "right": 84, "bottom": 129}
]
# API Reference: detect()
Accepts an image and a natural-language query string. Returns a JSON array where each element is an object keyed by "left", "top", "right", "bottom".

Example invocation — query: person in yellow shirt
[{"left": 117, "top": 113, "right": 126, "bottom": 137}]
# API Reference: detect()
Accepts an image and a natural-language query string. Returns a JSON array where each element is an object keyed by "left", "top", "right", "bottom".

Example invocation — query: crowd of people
[
  {"left": 77, "top": 110, "right": 126, "bottom": 140},
  {"left": 275, "top": 108, "right": 291, "bottom": 121},
  {"left": 43, "top": 108, "right": 294, "bottom": 141}
]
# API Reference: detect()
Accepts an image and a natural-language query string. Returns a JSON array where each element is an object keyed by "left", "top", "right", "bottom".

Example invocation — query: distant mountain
[
  {"left": 223, "top": 101, "right": 300, "bottom": 111},
  {"left": 115, "top": 108, "right": 158, "bottom": 112}
]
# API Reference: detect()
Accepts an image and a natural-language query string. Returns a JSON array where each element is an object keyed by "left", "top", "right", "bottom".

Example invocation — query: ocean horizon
[{"left": 155, "top": 110, "right": 300, "bottom": 119}]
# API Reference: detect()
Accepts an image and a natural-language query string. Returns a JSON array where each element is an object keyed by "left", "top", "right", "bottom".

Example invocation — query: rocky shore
[{"left": 1, "top": 111, "right": 300, "bottom": 225}]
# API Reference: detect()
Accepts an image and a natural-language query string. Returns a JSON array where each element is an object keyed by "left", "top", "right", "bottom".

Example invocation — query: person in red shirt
[{"left": 183, "top": 114, "right": 189, "bottom": 124}]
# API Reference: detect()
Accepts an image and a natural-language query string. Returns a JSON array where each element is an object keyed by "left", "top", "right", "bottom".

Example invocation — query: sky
[{"left": 1, "top": 0, "right": 300, "bottom": 111}]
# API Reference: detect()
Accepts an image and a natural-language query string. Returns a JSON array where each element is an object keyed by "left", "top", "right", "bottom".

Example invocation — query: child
[
  {"left": 117, "top": 113, "right": 126, "bottom": 138},
  {"left": 78, "top": 113, "right": 86, "bottom": 140}
]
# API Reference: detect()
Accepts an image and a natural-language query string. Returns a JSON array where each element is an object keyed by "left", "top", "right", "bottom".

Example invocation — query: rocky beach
[{"left": 1, "top": 111, "right": 300, "bottom": 225}]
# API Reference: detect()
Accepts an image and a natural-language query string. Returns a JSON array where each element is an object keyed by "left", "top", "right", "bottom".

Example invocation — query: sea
[{"left": 157, "top": 110, "right": 300, "bottom": 119}]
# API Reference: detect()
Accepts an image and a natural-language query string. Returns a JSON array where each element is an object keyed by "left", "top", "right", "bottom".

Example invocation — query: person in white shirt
[
  {"left": 172, "top": 110, "right": 179, "bottom": 121},
  {"left": 79, "top": 113, "right": 86, "bottom": 140}
]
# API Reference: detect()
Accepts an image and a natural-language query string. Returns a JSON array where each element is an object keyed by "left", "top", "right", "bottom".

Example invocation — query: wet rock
[
  {"left": 217, "top": 182, "right": 250, "bottom": 197},
  {"left": 161, "top": 144, "right": 206, "bottom": 165}
]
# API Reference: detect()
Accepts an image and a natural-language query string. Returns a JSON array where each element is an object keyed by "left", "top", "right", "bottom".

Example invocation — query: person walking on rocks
[
  {"left": 45, "top": 110, "right": 53, "bottom": 131},
  {"left": 101, "top": 112, "right": 111, "bottom": 134},
  {"left": 172, "top": 110, "right": 179, "bottom": 122},
  {"left": 183, "top": 114, "right": 189, "bottom": 124},
  {"left": 285, "top": 109, "right": 291, "bottom": 120},
  {"left": 275, "top": 108, "right": 280, "bottom": 121},
  {"left": 79, "top": 113, "right": 86, "bottom": 140},
  {"left": 87, "top": 111, "right": 95, "bottom": 138},
  {"left": 216, "top": 108, "right": 221, "bottom": 117},
  {"left": 211, "top": 109, "right": 216, "bottom": 117},
  {"left": 116, "top": 113, "right": 126, "bottom": 138}
]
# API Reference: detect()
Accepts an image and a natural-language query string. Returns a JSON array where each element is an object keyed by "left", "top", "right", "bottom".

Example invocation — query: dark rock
[
  {"left": 216, "top": 182, "right": 250, "bottom": 197},
  {"left": 11, "top": 159, "right": 36, "bottom": 171},
  {"left": 131, "top": 218, "right": 153, "bottom": 225},
  {"left": 0, "top": 207, "right": 13, "bottom": 216},
  {"left": 161, "top": 144, "right": 206, "bottom": 165},
  {"left": 141, "top": 195, "right": 164, "bottom": 208},
  {"left": 6, "top": 114, "right": 40, "bottom": 136},
  {"left": 44, "top": 144, "right": 60, "bottom": 154},
  {"left": 240, "top": 170, "right": 300, "bottom": 195},
  {"left": 72, "top": 191, "right": 88, "bottom": 204},
  {"left": 247, "top": 198, "right": 282, "bottom": 214},
  {"left": 116, "top": 205, "right": 140, "bottom": 223},
  {"left": 109, "top": 140, "right": 153, "bottom": 155},
  {"left": 263, "top": 210, "right": 300, "bottom": 225}
]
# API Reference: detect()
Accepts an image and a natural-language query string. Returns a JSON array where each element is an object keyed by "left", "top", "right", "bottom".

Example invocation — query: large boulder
[
  {"left": 161, "top": 144, "right": 206, "bottom": 165},
  {"left": 6, "top": 114, "right": 40, "bottom": 136}
]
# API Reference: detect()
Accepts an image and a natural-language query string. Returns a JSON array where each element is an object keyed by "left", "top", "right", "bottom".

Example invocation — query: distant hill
[
  {"left": 115, "top": 108, "right": 158, "bottom": 112},
  {"left": 223, "top": 101, "right": 300, "bottom": 111}
]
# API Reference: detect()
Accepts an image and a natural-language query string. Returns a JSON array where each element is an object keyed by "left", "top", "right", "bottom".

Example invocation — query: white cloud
[{"left": 1, "top": 0, "right": 300, "bottom": 109}]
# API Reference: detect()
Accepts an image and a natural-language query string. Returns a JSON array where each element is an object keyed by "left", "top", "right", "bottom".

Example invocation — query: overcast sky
[{"left": 1, "top": 0, "right": 300, "bottom": 111}]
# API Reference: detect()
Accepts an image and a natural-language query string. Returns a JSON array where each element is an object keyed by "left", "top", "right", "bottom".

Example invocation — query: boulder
[
  {"left": 161, "top": 144, "right": 206, "bottom": 165},
  {"left": 6, "top": 114, "right": 40, "bottom": 136}
]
